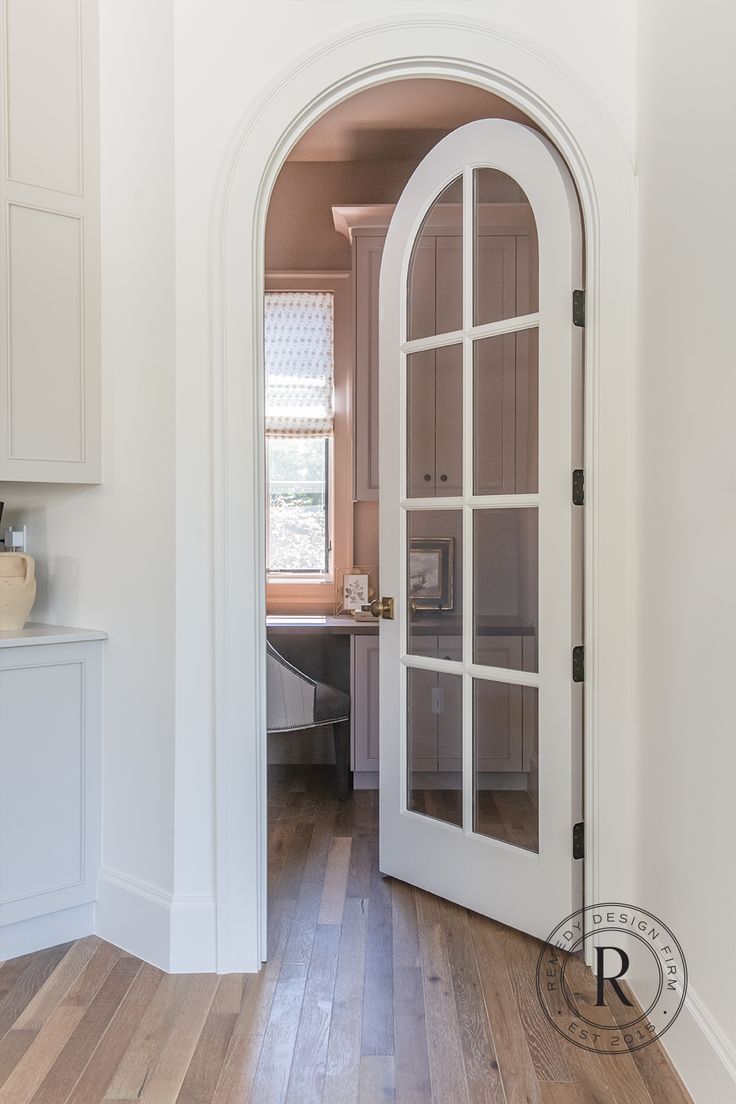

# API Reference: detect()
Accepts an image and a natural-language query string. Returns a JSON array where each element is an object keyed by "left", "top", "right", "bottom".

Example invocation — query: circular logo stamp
[{"left": 535, "top": 902, "right": 687, "bottom": 1055}]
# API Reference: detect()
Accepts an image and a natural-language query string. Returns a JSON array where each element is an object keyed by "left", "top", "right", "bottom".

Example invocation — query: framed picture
[
  {"left": 409, "top": 537, "right": 454, "bottom": 611},
  {"left": 334, "top": 565, "right": 377, "bottom": 616}
]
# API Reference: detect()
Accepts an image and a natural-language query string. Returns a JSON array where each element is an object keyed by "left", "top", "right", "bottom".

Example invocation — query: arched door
[{"left": 377, "top": 120, "right": 583, "bottom": 940}]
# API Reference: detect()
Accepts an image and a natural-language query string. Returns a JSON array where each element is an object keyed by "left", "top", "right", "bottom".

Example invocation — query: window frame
[
  {"left": 265, "top": 433, "right": 331, "bottom": 577},
  {"left": 265, "top": 272, "right": 353, "bottom": 612}
]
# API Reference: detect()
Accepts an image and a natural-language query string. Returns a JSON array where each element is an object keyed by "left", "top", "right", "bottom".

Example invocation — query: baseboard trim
[
  {"left": 0, "top": 902, "right": 94, "bottom": 959},
  {"left": 630, "top": 977, "right": 736, "bottom": 1103},
  {"left": 96, "top": 867, "right": 216, "bottom": 973},
  {"left": 664, "top": 986, "right": 736, "bottom": 1102}
]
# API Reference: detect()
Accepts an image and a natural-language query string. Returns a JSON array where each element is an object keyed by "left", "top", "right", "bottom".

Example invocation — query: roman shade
[{"left": 264, "top": 291, "right": 334, "bottom": 436}]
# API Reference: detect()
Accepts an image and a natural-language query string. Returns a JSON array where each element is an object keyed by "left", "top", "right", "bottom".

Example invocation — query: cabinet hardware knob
[
  {"left": 424, "top": 473, "right": 431, "bottom": 481},
  {"left": 440, "top": 474, "right": 448, "bottom": 482}
]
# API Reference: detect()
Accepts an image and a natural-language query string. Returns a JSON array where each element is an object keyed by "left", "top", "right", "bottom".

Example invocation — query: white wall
[
  {"left": 636, "top": 1, "right": 736, "bottom": 1097},
  {"left": 3, "top": 0, "right": 638, "bottom": 971},
  {"left": 1, "top": 0, "right": 177, "bottom": 919}
]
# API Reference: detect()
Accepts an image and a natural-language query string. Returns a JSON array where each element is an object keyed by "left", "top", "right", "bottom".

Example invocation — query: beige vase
[{"left": 0, "top": 554, "right": 37, "bottom": 631}]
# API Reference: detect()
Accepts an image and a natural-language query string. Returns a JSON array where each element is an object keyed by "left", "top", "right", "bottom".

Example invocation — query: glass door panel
[
  {"left": 473, "top": 508, "right": 538, "bottom": 672},
  {"left": 473, "top": 168, "right": 538, "bottom": 326},
  {"left": 407, "top": 344, "right": 462, "bottom": 498},
  {"left": 407, "top": 510, "right": 462, "bottom": 659},
  {"left": 473, "top": 329, "right": 539, "bottom": 495},
  {"left": 473, "top": 679, "right": 539, "bottom": 853},
  {"left": 408, "top": 667, "right": 463, "bottom": 828},
  {"left": 407, "top": 178, "right": 462, "bottom": 340}
]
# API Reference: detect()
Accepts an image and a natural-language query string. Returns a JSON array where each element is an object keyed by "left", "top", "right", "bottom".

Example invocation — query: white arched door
[{"left": 377, "top": 119, "right": 583, "bottom": 940}]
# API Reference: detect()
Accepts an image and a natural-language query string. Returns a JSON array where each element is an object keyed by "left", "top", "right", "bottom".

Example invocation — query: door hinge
[
  {"left": 572, "top": 645, "right": 584, "bottom": 683},
  {"left": 572, "top": 469, "right": 584, "bottom": 506},
  {"left": 573, "top": 822, "right": 585, "bottom": 860},
  {"left": 572, "top": 289, "right": 586, "bottom": 327}
]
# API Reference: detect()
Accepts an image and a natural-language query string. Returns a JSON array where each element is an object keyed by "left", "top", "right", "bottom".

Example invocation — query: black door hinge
[
  {"left": 573, "top": 822, "right": 585, "bottom": 860},
  {"left": 572, "top": 289, "right": 586, "bottom": 327},
  {"left": 572, "top": 645, "right": 584, "bottom": 683},
  {"left": 572, "top": 469, "right": 584, "bottom": 506}
]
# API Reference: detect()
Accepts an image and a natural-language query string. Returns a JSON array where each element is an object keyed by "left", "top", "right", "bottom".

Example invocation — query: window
[
  {"left": 265, "top": 290, "right": 334, "bottom": 577},
  {"left": 267, "top": 436, "right": 329, "bottom": 573}
]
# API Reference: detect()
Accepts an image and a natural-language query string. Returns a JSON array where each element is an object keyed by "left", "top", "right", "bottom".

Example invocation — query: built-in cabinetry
[
  {"left": 0, "top": 624, "right": 106, "bottom": 957},
  {"left": 352, "top": 634, "right": 380, "bottom": 773},
  {"left": 0, "top": 0, "right": 101, "bottom": 483},
  {"left": 335, "top": 203, "right": 537, "bottom": 502}
]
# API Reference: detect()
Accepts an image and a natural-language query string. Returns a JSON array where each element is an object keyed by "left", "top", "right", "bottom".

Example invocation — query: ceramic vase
[{"left": 0, "top": 554, "right": 37, "bottom": 631}]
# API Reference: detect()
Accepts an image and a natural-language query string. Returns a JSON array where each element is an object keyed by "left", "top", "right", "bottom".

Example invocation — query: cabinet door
[
  {"left": 407, "top": 636, "right": 439, "bottom": 771},
  {"left": 406, "top": 240, "right": 436, "bottom": 498},
  {"left": 473, "top": 637, "right": 524, "bottom": 771},
  {"left": 434, "top": 236, "right": 463, "bottom": 495},
  {"left": 354, "top": 236, "right": 385, "bottom": 500},
  {"left": 0, "top": 0, "right": 101, "bottom": 483},
  {"left": 0, "top": 641, "right": 102, "bottom": 941},
  {"left": 473, "top": 235, "right": 517, "bottom": 494},
  {"left": 352, "top": 635, "right": 380, "bottom": 771},
  {"left": 436, "top": 634, "right": 462, "bottom": 771}
]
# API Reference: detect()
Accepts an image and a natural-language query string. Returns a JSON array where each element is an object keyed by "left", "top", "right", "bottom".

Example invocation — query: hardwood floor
[{"left": 0, "top": 766, "right": 691, "bottom": 1103}]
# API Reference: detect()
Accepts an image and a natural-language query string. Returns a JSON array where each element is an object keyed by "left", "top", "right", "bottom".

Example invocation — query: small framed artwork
[
  {"left": 334, "top": 565, "right": 378, "bottom": 616},
  {"left": 409, "top": 537, "right": 454, "bottom": 611}
]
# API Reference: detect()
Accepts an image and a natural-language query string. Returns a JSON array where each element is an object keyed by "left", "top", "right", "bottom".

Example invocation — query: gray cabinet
[
  {"left": 350, "top": 208, "right": 536, "bottom": 501},
  {"left": 351, "top": 634, "right": 380, "bottom": 772}
]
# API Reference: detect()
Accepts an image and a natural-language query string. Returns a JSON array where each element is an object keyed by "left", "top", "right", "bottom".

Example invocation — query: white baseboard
[
  {"left": 0, "top": 902, "right": 94, "bottom": 959},
  {"left": 659, "top": 987, "right": 736, "bottom": 1103},
  {"left": 630, "top": 975, "right": 736, "bottom": 1104},
  {"left": 96, "top": 867, "right": 216, "bottom": 973}
]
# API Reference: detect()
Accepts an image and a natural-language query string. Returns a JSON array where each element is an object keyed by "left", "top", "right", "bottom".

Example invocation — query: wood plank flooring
[{"left": 0, "top": 766, "right": 691, "bottom": 1104}]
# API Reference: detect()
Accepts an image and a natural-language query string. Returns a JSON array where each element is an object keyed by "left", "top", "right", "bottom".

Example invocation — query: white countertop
[{"left": 0, "top": 622, "right": 108, "bottom": 648}]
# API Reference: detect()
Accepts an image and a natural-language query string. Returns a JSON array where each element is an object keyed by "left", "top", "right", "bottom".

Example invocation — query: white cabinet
[
  {"left": 0, "top": 0, "right": 101, "bottom": 483},
  {"left": 0, "top": 625, "right": 105, "bottom": 958},
  {"left": 351, "top": 634, "right": 380, "bottom": 772}
]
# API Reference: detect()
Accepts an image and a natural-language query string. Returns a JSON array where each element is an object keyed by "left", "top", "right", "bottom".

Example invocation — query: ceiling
[{"left": 288, "top": 79, "right": 535, "bottom": 163}]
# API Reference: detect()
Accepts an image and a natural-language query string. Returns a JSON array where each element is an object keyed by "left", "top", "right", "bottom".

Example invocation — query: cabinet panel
[
  {"left": 434, "top": 342, "right": 463, "bottom": 494},
  {"left": 407, "top": 348, "right": 437, "bottom": 498},
  {"left": 474, "top": 637, "right": 524, "bottom": 772},
  {"left": 0, "top": 0, "right": 100, "bottom": 483},
  {"left": 354, "top": 237, "right": 383, "bottom": 500},
  {"left": 437, "top": 669, "right": 463, "bottom": 771},
  {"left": 0, "top": 640, "right": 102, "bottom": 928},
  {"left": 352, "top": 635, "right": 380, "bottom": 771},
  {"left": 5, "top": 0, "right": 82, "bottom": 194},
  {"left": 408, "top": 666, "right": 439, "bottom": 773},
  {"left": 7, "top": 204, "right": 84, "bottom": 462}
]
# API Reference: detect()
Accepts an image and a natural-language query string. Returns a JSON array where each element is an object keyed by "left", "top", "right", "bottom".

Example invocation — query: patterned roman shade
[{"left": 264, "top": 291, "right": 334, "bottom": 436}]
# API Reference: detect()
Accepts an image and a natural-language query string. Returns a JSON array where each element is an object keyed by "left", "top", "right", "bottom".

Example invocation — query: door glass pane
[
  {"left": 473, "top": 508, "right": 537, "bottom": 671},
  {"left": 473, "top": 168, "right": 538, "bottom": 328},
  {"left": 473, "top": 678, "right": 538, "bottom": 852},
  {"left": 408, "top": 667, "right": 462, "bottom": 827},
  {"left": 473, "top": 329, "right": 538, "bottom": 495},
  {"left": 407, "top": 344, "right": 462, "bottom": 498},
  {"left": 407, "top": 178, "right": 462, "bottom": 341},
  {"left": 408, "top": 510, "right": 462, "bottom": 659}
]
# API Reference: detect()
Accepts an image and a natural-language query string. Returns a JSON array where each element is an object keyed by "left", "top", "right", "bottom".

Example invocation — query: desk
[
  {"left": 266, "top": 614, "right": 535, "bottom": 788},
  {"left": 266, "top": 614, "right": 379, "bottom": 786},
  {"left": 266, "top": 614, "right": 378, "bottom": 635}
]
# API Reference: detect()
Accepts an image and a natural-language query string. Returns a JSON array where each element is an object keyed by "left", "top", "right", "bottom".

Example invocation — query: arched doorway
[{"left": 212, "top": 16, "right": 636, "bottom": 973}]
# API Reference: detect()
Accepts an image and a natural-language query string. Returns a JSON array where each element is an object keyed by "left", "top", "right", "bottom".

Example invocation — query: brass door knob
[{"left": 362, "top": 596, "right": 395, "bottom": 620}]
